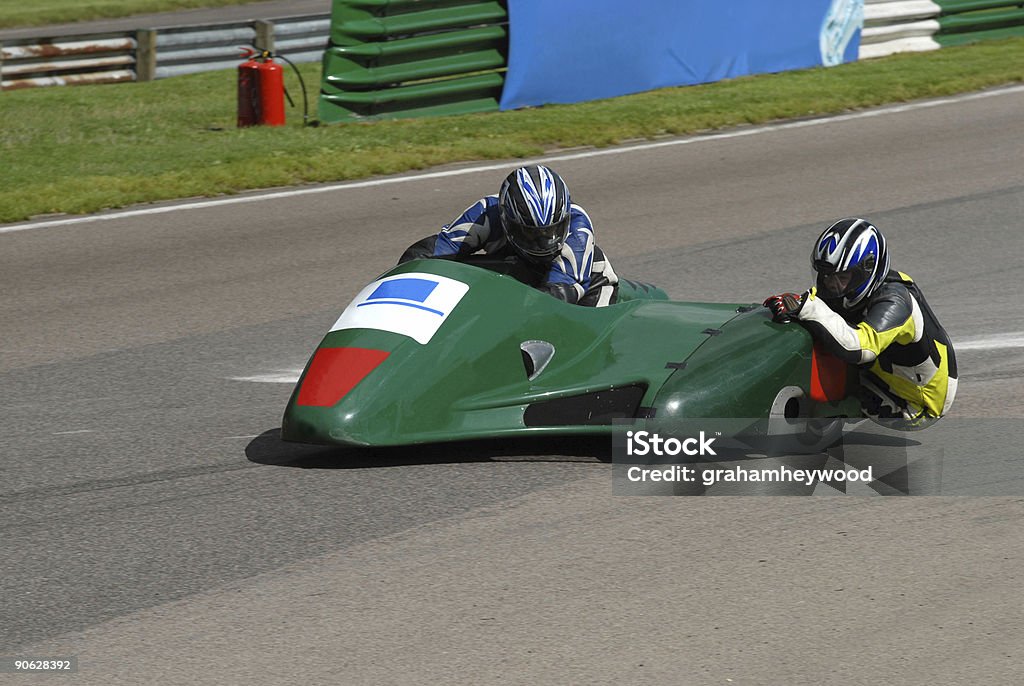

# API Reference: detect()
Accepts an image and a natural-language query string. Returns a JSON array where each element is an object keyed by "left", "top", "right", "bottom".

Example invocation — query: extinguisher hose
[{"left": 271, "top": 51, "right": 313, "bottom": 127}]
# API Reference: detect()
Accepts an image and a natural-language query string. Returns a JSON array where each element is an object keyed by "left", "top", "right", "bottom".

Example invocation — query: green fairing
[
  {"left": 653, "top": 309, "right": 856, "bottom": 420},
  {"left": 281, "top": 260, "right": 859, "bottom": 446}
]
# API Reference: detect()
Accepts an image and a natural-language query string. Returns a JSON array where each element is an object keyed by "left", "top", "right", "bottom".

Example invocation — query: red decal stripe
[
  {"left": 810, "top": 342, "right": 847, "bottom": 403},
  {"left": 297, "top": 347, "right": 390, "bottom": 407}
]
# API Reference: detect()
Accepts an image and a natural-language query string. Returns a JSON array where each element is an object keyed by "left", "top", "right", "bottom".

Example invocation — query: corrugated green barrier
[
  {"left": 318, "top": 0, "right": 508, "bottom": 123},
  {"left": 936, "top": 0, "right": 1024, "bottom": 46}
]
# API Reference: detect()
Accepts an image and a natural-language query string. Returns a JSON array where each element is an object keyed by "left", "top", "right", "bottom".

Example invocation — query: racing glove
[{"left": 763, "top": 292, "right": 805, "bottom": 322}]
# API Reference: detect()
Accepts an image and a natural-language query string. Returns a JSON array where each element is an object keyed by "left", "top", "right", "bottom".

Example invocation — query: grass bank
[
  {"left": 0, "top": 0, "right": 266, "bottom": 29},
  {"left": 1, "top": 37, "right": 1023, "bottom": 224}
]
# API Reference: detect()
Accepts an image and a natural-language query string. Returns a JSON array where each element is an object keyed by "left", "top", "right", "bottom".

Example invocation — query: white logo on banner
[{"left": 821, "top": 0, "right": 864, "bottom": 67}]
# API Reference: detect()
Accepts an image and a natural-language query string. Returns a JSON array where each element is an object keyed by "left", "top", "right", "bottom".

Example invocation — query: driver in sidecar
[
  {"left": 399, "top": 164, "right": 619, "bottom": 307},
  {"left": 764, "top": 218, "right": 958, "bottom": 429}
]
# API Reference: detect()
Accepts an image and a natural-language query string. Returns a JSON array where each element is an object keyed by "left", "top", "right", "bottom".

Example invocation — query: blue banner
[{"left": 500, "top": 0, "right": 863, "bottom": 110}]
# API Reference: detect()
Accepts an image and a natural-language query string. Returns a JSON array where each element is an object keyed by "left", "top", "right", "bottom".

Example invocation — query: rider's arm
[
  {"left": 797, "top": 285, "right": 918, "bottom": 364},
  {"left": 432, "top": 197, "right": 496, "bottom": 258},
  {"left": 539, "top": 207, "right": 595, "bottom": 305},
  {"left": 398, "top": 235, "right": 450, "bottom": 263},
  {"left": 398, "top": 197, "right": 497, "bottom": 264}
]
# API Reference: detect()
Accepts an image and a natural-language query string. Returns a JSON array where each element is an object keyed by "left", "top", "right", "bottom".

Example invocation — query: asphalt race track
[{"left": 2, "top": 87, "right": 1023, "bottom": 684}]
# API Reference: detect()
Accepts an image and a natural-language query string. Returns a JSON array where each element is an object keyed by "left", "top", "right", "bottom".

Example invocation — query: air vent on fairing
[{"left": 520, "top": 340, "right": 555, "bottom": 381}]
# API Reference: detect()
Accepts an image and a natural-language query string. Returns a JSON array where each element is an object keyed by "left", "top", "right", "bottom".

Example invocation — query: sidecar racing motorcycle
[{"left": 280, "top": 257, "right": 860, "bottom": 447}]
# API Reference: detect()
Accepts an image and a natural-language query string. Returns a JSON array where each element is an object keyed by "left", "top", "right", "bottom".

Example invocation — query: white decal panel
[{"left": 330, "top": 272, "right": 470, "bottom": 345}]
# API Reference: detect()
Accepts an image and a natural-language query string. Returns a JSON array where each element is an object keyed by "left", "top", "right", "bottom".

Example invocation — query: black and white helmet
[
  {"left": 498, "top": 165, "right": 571, "bottom": 261},
  {"left": 811, "top": 218, "right": 890, "bottom": 309}
]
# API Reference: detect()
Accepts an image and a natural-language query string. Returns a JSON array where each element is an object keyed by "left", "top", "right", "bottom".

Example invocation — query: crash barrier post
[
  {"left": 0, "top": 14, "right": 328, "bottom": 91},
  {"left": 317, "top": 0, "right": 509, "bottom": 123},
  {"left": 935, "top": 0, "right": 1024, "bottom": 46},
  {"left": 254, "top": 20, "right": 275, "bottom": 53},
  {"left": 136, "top": 29, "right": 157, "bottom": 82}
]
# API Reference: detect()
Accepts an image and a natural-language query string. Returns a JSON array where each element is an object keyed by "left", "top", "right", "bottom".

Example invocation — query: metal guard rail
[
  {"left": 0, "top": 13, "right": 329, "bottom": 91},
  {"left": 0, "top": 32, "right": 137, "bottom": 89}
]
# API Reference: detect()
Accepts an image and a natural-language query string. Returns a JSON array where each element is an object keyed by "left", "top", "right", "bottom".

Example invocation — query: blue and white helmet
[
  {"left": 499, "top": 165, "right": 571, "bottom": 261},
  {"left": 811, "top": 218, "right": 890, "bottom": 309}
]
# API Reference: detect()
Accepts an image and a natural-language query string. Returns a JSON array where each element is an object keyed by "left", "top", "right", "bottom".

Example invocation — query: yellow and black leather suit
[{"left": 796, "top": 271, "right": 957, "bottom": 421}]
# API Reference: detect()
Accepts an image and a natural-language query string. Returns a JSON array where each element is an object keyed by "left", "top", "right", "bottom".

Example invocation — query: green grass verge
[
  {"left": 0, "top": 0, "right": 267, "bottom": 29},
  {"left": 1, "top": 37, "right": 1023, "bottom": 224}
]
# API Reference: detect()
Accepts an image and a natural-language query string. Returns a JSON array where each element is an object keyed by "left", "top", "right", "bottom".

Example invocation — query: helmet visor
[
  {"left": 505, "top": 215, "right": 570, "bottom": 259},
  {"left": 814, "top": 256, "right": 874, "bottom": 299}
]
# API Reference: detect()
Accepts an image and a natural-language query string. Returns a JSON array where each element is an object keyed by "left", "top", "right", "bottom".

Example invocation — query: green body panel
[
  {"left": 318, "top": 0, "right": 508, "bottom": 123},
  {"left": 281, "top": 260, "right": 858, "bottom": 447},
  {"left": 653, "top": 309, "right": 860, "bottom": 422}
]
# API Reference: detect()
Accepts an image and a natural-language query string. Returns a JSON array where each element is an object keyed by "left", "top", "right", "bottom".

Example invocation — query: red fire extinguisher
[
  {"left": 257, "top": 56, "right": 286, "bottom": 127},
  {"left": 237, "top": 51, "right": 261, "bottom": 128},
  {"left": 237, "top": 48, "right": 286, "bottom": 127}
]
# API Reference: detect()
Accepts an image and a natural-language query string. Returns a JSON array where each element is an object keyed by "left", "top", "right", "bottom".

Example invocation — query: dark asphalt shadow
[
  {"left": 245, "top": 429, "right": 612, "bottom": 469},
  {"left": 245, "top": 426, "right": 918, "bottom": 471}
]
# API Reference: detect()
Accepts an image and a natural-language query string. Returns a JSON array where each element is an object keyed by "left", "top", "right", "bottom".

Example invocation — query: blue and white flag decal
[
  {"left": 330, "top": 273, "right": 470, "bottom": 344},
  {"left": 362, "top": 278, "right": 441, "bottom": 314}
]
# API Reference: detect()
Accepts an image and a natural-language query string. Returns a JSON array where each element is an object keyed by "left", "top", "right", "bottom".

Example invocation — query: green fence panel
[
  {"left": 938, "top": 0, "right": 1024, "bottom": 13},
  {"left": 936, "top": 22, "right": 1024, "bottom": 45},
  {"left": 940, "top": 6, "right": 1024, "bottom": 32},
  {"left": 331, "top": 2, "right": 507, "bottom": 44},
  {"left": 933, "top": 0, "right": 1024, "bottom": 45},
  {"left": 327, "top": 24, "right": 506, "bottom": 58},
  {"left": 318, "top": 0, "right": 508, "bottom": 123},
  {"left": 320, "top": 72, "right": 504, "bottom": 118},
  {"left": 322, "top": 26, "right": 506, "bottom": 91}
]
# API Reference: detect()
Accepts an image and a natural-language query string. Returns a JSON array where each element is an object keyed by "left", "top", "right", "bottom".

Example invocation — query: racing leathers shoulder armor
[
  {"left": 796, "top": 271, "right": 958, "bottom": 420},
  {"left": 399, "top": 195, "right": 619, "bottom": 306}
]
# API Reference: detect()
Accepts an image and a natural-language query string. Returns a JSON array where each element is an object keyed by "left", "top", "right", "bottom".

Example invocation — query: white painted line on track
[
  {"left": 53, "top": 429, "right": 96, "bottom": 435},
  {"left": 956, "top": 333, "right": 1024, "bottom": 351},
  {"left": 229, "top": 332, "right": 1024, "bottom": 386},
  {"left": 4, "top": 84, "right": 1024, "bottom": 236},
  {"left": 229, "top": 370, "right": 303, "bottom": 383}
]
